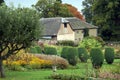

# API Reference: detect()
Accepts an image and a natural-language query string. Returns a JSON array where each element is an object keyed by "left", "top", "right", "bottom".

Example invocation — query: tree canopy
[
  {"left": 35, "top": 0, "right": 73, "bottom": 17},
  {"left": 82, "top": 0, "right": 120, "bottom": 41},
  {"left": 0, "top": 5, "right": 42, "bottom": 78},
  {"left": 34, "top": 0, "right": 84, "bottom": 21},
  {"left": 0, "top": 0, "right": 4, "bottom": 5}
]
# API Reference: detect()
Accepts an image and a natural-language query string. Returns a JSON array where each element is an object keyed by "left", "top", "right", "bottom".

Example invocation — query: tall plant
[
  {"left": 0, "top": 5, "right": 42, "bottom": 78},
  {"left": 104, "top": 47, "right": 115, "bottom": 64},
  {"left": 90, "top": 48, "right": 104, "bottom": 69}
]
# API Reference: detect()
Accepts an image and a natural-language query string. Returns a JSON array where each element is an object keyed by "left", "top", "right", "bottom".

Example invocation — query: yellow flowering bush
[{"left": 3, "top": 50, "right": 52, "bottom": 70}]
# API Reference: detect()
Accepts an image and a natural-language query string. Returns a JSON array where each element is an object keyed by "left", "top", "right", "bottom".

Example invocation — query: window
[
  {"left": 64, "top": 23, "right": 68, "bottom": 33},
  {"left": 64, "top": 23, "right": 67, "bottom": 27}
]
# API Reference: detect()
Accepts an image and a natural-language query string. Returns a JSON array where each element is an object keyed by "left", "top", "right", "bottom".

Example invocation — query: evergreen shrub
[
  {"left": 57, "top": 40, "right": 74, "bottom": 46},
  {"left": 78, "top": 47, "right": 88, "bottom": 62},
  {"left": 90, "top": 48, "right": 104, "bottom": 69},
  {"left": 44, "top": 46, "right": 57, "bottom": 55},
  {"left": 35, "top": 46, "right": 42, "bottom": 53},
  {"left": 104, "top": 47, "right": 114, "bottom": 64}
]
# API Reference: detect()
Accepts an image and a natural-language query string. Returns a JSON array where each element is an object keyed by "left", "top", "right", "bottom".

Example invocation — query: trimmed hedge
[
  {"left": 29, "top": 46, "right": 42, "bottom": 54},
  {"left": 104, "top": 47, "right": 115, "bottom": 64},
  {"left": 44, "top": 46, "right": 57, "bottom": 55},
  {"left": 61, "top": 47, "right": 78, "bottom": 66},
  {"left": 61, "top": 46, "right": 69, "bottom": 59},
  {"left": 78, "top": 47, "right": 89, "bottom": 62},
  {"left": 57, "top": 40, "right": 74, "bottom": 46},
  {"left": 30, "top": 47, "right": 38, "bottom": 53},
  {"left": 35, "top": 46, "right": 42, "bottom": 53},
  {"left": 90, "top": 48, "right": 104, "bottom": 69}
]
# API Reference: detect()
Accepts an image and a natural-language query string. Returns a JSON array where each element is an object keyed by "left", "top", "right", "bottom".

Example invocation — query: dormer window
[
  {"left": 64, "top": 23, "right": 68, "bottom": 33},
  {"left": 64, "top": 23, "right": 67, "bottom": 28}
]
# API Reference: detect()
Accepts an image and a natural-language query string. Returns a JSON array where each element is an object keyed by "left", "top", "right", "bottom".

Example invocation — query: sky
[{"left": 4, "top": 0, "right": 84, "bottom": 12}]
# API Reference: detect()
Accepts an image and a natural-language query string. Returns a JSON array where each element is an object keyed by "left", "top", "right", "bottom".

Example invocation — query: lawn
[{"left": 1, "top": 59, "right": 120, "bottom": 80}]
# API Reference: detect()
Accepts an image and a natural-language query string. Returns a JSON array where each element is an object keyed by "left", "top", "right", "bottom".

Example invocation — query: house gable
[{"left": 57, "top": 23, "right": 75, "bottom": 41}]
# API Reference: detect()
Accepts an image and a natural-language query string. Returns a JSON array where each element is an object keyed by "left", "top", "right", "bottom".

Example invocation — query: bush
[
  {"left": 90, "top": 48, "right": 104, "bottom": 69},
  {"left": 3, "top": 52, "right": 52, "bottom": 70},
  {"left": 44, "top": 46, "right": 57, "bottom": 55},
  {"left": 35, "top": 54, "right": 69, "bottom": 69},
  {"left": 29, "top": 47, "right": 38, "bottom": 53},
  {"left": 78, "top": 47, "right": 89, "bottom": 62},
  {"left": 61, "top": 46, "right": 69, "bottom": 59},
  {"left": 79, "top": 37, "right": 102, "bottom": 51},
  {"left": 115, "top": 49, "right": 120, "bottom": 59},
  {"left": 66, "top": 47, "right": 78, "bottom": 66},
  {"left": 57, "top": 40, "right": 74, "bottom": 46},
  {"left": 34, "top": 46, "right": 42, "bottom": 53},
  {"left": 104, "top": 47, "right": 115, "bottom": 64}
]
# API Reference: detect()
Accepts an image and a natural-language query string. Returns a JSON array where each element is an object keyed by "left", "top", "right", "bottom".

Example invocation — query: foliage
[
  {"left": 0, "top": 4, "right": 42, "bottom": 77},
  {"left": 92, "top": 0, "right": 120, "bottom": 41},
  {"left": 29, "top": 47, "right": 38, "bottom": 53},
  {"left": 29, "top": 46, "right": 42, "bottom": 54},
  {"left": 57, "top": 40, "right": 74, "bottom": 46},
  {"left": 79, "top": 37, "right": 102, "bottom": 51},
  {"left": 104, "top": 47, "right": 115, "bottom": 64},
  {"left": 82, "top": 0, "right": 120, "bottom": 41},
  {"left": 115, "top": 49, "right": 120, "bottom": 59},
  {"left": 78, "top": 47, "right": 89, "bottom": 62},
  {"left": 44, "top": 46, "right": 57, "bottom": 55},
  {"left": 49, "top": 74, "right": 84, "bottom": 80},
  {"left": 0, "top": 0, "right": 4, "bottom": 5},
  {"left": 66, "top": 47, "right": 78, "bottom": 66},
  {"left": 35, "top": 54, "right": 69, "bottom": 69},
  {"left": 90, "top": 48, "right": 104, "bottom": 69},
  {"left": 61, "top": 46, "right": 69, "bottom": 59},
  {"left": 2, "top": 59, "right": 120, "bottom": 80},
  {"left": 3, "top": 51, "right": 52, "bottom": 70},
  {"left": 34, "top": 0, "right": 73, "bottom": 17},
  {"left": 65, "top": 4, "right": 85, "bottom": 21},
  {"left": 82, "top": 0, "right": 94, "bottom": 23}
]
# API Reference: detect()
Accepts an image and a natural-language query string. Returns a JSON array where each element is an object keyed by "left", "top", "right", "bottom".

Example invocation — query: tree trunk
[{"left": 0, "top": 59, "right": 5, "bottom": 78}]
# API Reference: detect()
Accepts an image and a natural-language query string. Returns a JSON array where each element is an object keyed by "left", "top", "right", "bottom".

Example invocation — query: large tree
[
  {"left": 66, "top": 4, "right": 85, "bottom": 21},
  {"left": 92, "top": 0, "right": 120, "bottom": 40},
  {"left": 0, "top": 5, "right": 42, "bottom": 78},
  {"left": 82, "top": 0, "right": 94, "bottom": 23},
  {"left": 34, "top": 0, "right": 73, "bottom": 17},
  {"left": 0, "top": 0, "right": 4, "bottom": 5}
]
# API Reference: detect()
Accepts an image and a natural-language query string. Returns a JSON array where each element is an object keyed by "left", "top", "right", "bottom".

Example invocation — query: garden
[{"left": 2, "top": 37, "right": 120, "bottom": 80}]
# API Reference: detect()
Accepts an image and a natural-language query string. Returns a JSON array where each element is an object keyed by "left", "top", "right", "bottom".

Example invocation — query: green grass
[{"left": 1, "top": 59, "right": 120, "bottom": 80}]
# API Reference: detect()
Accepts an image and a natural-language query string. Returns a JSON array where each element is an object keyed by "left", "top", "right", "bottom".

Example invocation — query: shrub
[
  {"left": 90, "top": 48, "right": 104, "bottom": 69},
  {"left": 104, "top": 47, "right": 115, "bottom": 64},
  {"left": 35, "top": 54, "right": 69, "bottom": 69},
  {"left": 79, "top": 37, "right": 102, "bottom": 51},
  {"left": 34, "top": 46, "right": 42, "bottom": 53},
  {"left": 29, "top": 47, "right": 38, "bottom": 53},
  {"left": 29, "top": 46, "right": 42, "bottom": 54},
  {"left": 66, "top": 47, "right": 78, "bottom": 66},
  {"left": 78, "top": 47, "right": 89, "bottom": 62},
  {"left": 61, "top": 46, "right": 69, "bottom": 59},
  {"left": 3, "top": 51, "right": 52, "bottom": 70},
  {"left": 115, "top": 49, "right": 120, "bottom": 59},
  {"left": 44, "top": 46, "right": 57, "bottom": 55},
  {"left": 57, "top": 40, "right": 74, "bottom": 46}
]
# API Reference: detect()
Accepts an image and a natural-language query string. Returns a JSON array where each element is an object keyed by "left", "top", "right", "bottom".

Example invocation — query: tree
[
  {"left": 0, "top": 0, "right": 4, "bottom": 5},
  {"left": 66, "top": 4, "right": 85, "bottom": 21},
  {"left": 92, "top": 0, "right": 120, "bottom": 40},
  {"left": 34, "top": 0, "right": 73, "bottom": 17},
  {"left": 82, "top": 0, "right": 94, "bottom": 23},
  {"left": 0, "top": 5, "right": 42, "bottom": 78}
]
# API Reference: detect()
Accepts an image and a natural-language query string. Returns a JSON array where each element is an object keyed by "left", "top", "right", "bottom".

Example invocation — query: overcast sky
[{"left": 4, "top": 0, "right": 84, "bottom": 12}]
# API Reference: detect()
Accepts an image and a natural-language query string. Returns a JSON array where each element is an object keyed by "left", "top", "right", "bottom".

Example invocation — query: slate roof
[
  {"left": 40, "top": 17, "right": 97, "bottom": 36},
  {"left": 66, "top": 17, "right": 98, "bottom": 30},
  {"left": 40, "top": 17, "right": 61, "bottom": 36}
]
